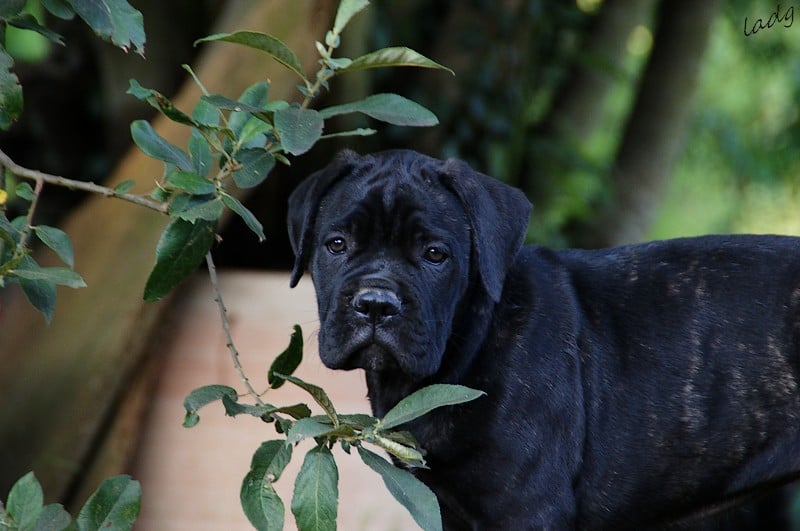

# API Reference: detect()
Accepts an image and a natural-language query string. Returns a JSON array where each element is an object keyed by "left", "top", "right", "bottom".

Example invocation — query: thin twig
[
  {"left": 205, "top": 251, "right": 265, "bottom": 405},
  {"left": 18, "top": 178, "right": 44, "bottom": 249},
  {"left": 0, "top": 148, "right": 170, "bottom": 214}
]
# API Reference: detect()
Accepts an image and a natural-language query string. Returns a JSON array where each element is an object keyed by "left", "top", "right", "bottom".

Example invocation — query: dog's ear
[
  {"left": 287, "top": 150, "right": 361, "bottom": 287},
  {"left": 440, "top": 159, "right": 532, "bottom": 302}
]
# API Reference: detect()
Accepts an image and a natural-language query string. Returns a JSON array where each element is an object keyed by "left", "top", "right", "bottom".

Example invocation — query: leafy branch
[{"left": 0, "top": 0, "right": 474, "bottom": 529}]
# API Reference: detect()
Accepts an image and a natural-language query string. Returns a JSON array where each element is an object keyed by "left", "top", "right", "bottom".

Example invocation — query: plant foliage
[{"left": 0, "top": 472, "right": 141, "bottom": 531}]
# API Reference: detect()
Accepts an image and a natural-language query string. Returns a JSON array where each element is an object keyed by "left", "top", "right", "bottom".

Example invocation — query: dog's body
[{"left": 288, "top": 149, "right": 800, "bottom": 529}]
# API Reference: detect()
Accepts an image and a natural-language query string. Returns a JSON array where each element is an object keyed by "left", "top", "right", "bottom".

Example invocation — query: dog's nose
[{"left": 352, "top": 288, "right": 401, "bottom": 320}]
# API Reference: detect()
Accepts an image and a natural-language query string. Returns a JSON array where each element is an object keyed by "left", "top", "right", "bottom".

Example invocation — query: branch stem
[
  {"left": 0, "top": 148, "right": 170, "bottom": 214},
  {"left": 205, "top": 251, "right": 265, "bottom": 405}
]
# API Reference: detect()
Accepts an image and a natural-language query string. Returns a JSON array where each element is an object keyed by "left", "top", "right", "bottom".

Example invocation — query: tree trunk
[
  {"left": 0, "top": 0, "right": 335, "bottom": 503},
  {"left": 584, "top": 0, "right": 721, "bottom": 247}
]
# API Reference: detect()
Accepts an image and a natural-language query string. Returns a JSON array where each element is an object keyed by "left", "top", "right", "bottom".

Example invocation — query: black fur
[{"left": 287, "top": 149, "right": 800, "bottom": 529}]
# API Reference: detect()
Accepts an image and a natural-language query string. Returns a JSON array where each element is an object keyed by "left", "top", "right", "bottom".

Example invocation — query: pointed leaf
[
  {"left": 113, "top": 179, "right": 136, "bottom": 194},
  {"left": 234, "top": 149, "right": 275, "bottom": 189},
  {"left": 8, "top": 14, "right": 65, "bottom": 45},
  {"left": 130, "top": 120, "right": 193, "bottom": 171},
  {"left": 197, "top": 32, "right": 306, "bottom": 83},
  {"left": 127, "top": 80, "right": 196, "bottom": 126},
  {"left": 143, "top": 218, "right": 216, "bottom": 302},
  {"left": 35, "top": 503, "right": 72, "bottom": 529},
  {"left": 16, "top": 257, "right": 57, "bottom": 324},
  {"left": 336, "top": 47, "right": 454, "bottom": 75},
  {"left": 358, "top": 447, "right": 442, "bottom": 531},
  {"left": 189, "top": 98, "right": 218, "bottom": 177},
  {"left": 319, "top": 94, "right": 438, "bottom": 127},
  {"left": 268, "top": 324, "right": 303, "bottom": 389},
  {"left": 333, "top": 0, "right": 370, "bottom": 33},
  {"left": 291, "top": 445, "right": 338, "bottom": 531},
  {"left": 166, "top": 171, "right": 216, "bottom": 195},
  {"left": 75, "top": 475, "right": 140, "bottom": 531},
  {"left": 15, "top": 181, "right": 34, "bottom": 200},
  {"left": 286, "top": 418, "right": 338, "bottom": 446},
  {"left": 175, "top": 198, "right": 224, "bottom": 223},
  {"left": 0, "top": 50, "right": 23, "bottom": 130},
  {"left": 67, "top": 0, "right": 145, "bottom": 56},
  {"left": 12, "top": 264, "right": 86, "bottom": 289},
  {"left": 6, "top": 471, "right": 44, "bottom": 530},
  {"left": 33, "top": 225, "right": 74, "bottom": 267},
  {"left": 274, "top": 106, "right": 323, "bottom": 156},
  {"left": 183, "top": 384, "right": 238, "bottom": 427},
  {"left": 221, "top": 193, "right": 265, "bottom": 242},
  {"left": 380, "top": 384, "right": 485, "bottom": 431},
  {"left": 40, "top": 0, "right": 75, "bottom": 20},
  {"left": 241, "top": 440, "right": 292, "bottom": 531},
  {"left": 227, "top": 82, "right": 271, "bottom": 137},
  {"left": 274, "top": 374, "right": 338, "bottom": 427}
]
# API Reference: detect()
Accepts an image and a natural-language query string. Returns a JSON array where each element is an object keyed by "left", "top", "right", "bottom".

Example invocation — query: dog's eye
[
  {"left": 423, "top": 246, "right": 448, "bottom": 264},
  {"left": 326, "top": 237, "right": 347, "bottom": 255}
]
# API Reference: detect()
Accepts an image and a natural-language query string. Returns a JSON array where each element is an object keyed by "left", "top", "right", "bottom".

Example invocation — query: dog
[{"left": 287, "top": 149, "right": 800, "bottom": 529}]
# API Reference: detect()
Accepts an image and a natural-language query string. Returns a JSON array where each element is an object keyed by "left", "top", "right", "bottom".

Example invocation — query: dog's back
[{"left": 549, "top": 235, "right": 800, "bottom": 527}]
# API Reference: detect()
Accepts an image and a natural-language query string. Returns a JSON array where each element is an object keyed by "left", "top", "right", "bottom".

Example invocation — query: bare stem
[
  {"left": 205, "top": 251, "right": 265, "bottom": 405},
  {"left": 0, "top": 148, "right": 170, "bottom": 214}
]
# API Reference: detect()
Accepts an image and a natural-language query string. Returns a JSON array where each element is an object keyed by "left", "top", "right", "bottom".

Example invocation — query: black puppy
[{"left": 287, "top": 149, "right": 800, "bottom": 529}]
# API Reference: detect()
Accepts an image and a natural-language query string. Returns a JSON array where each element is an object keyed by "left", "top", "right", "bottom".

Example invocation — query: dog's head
[{"left": 287, "top": 149, "right": 531, "bottom": 380}]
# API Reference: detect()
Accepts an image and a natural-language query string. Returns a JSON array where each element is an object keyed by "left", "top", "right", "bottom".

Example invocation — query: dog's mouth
[{"left": 320, "top": 324, "right": 404, "bottom": 374}]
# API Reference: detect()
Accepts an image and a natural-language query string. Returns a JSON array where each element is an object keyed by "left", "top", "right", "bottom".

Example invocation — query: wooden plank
[{"left": 0, "top": 0, "right": 335, "bottom": 501}]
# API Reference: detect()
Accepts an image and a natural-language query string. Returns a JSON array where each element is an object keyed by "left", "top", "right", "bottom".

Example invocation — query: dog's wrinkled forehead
[{"left": 317, "top": 152, "right": 465, "bottom": 240}]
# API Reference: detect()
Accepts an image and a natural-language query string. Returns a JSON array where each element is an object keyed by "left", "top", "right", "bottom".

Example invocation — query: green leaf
[
  {"left": 40, "top": 0, "right": 75, "bottom": 20},
  {"left": 127, "top": 80, "right": 196, "bottom": 126},
  {"left": 0, "top": 0, "right": 25, "bottom": 18},
  {"left": 241, "top": 440, "right": 292, "bottom": 531},
  {"left": 286, "top": 418, "right": 337, "bottom": 446},
  {"left": 268, "top": 324, "right": 303, "bottom": 389},
  {"left": 8, "top": 14, "right": 65, "bottom": 46},
  {"left": 166, "top": 171, "right": 216, "bottom": 195},
  {"left": 274, "top": 374, "right": 338, "bottom": 427},
  {"left": 370, "top": 435, "right": 426, "bottom": 469},
  {"left": 13, "top": 263, "right": 86, "bottom": 289},
  {"left": 333, "top": 0, "right": 369, "bottom": 33},
  {"left": 75, "top": 475, "right": 140, "bottom": 531},
  {"left": 0, "top": 50, "right": 23, "bottom": 130},
  {"left": 274, "top": 105, "right": 323, "bottom": 156},
  {"left": 15, "top": 181, "right": 34, "bottom": 200},
  {"left": 182, "top": 384, "right": 238, "bottom": 427},
  {"left": 227, "top": 82, "right": 271, "bottom": 136},
  {"left": 143, "top": 218, "right": 216, "bottom": 302},
  {"left": 67, "top": 0, "right": 145, "bottom": 56},
  {"left": 16, "top": 257, "right": 57, "bottom": 324},
  {"left": 6, "top": 471, "right": 44, "bottom": 530},
  {"left": 175, "top": 197, "right": 224, "bottom": 223},
  {"left": 358, "top": 447, "right": 442, "bottom": 531},
  {"left": 335, "top": 47, "right": 454, "bottom": 76},
  {"left": 189, "top": 99, "right": 218, "bottom": 177},
  {"left": 197, "top": 32, "right": 306, "bottom": 83},
  {"left": 221, "top": 193, "right": 265, "bottom": 242},
  {"left": 379, "top": 384, "right": 485, "bottom": 431},
  {"left": 319, "top": 93, "right": 438, "bottom": 127},
  {"left": 338, "top": 413, "right": 378, "bottom": 430},
  {"left": 35, "top": 503, "right": 72, "bottom": 530},
  {"left": 33, "top": 225, "right": 75, "bottom": 267},
  {"left": 112, "top": 179, "right": 136, "bottom": 194},
  {"left": 234, "top": 149, "right": 275, "bottom": 189},
  {"left": 130, "top": 120, "right": 193, "bottom": 171},
  {"left": 291, "top": 445, "right": 338, "bottom": 531}
]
